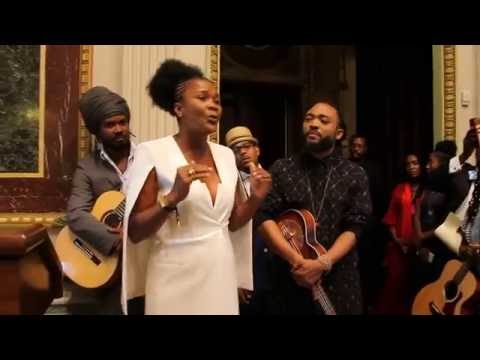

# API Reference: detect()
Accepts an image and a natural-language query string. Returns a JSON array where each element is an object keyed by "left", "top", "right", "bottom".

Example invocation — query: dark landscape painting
[{"left": 0, "top": 45, "right": 42, "bottom": 174}]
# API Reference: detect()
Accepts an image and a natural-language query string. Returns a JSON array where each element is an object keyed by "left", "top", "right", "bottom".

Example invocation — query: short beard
[
  {"left": 101, "top": 137, "right": 130, "bottom": 152},
  {"left": 304, "top": 135, "right": 335, "bottom": 154}
]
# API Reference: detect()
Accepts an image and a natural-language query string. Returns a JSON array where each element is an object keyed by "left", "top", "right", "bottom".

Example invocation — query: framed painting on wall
[{"left": 0, "top": 45, "right": 92, "bottom": 225}]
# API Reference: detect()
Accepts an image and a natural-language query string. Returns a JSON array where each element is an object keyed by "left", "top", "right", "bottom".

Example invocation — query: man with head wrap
[{"left": 65, "top": 86, "right": 135, "bottom": 314}]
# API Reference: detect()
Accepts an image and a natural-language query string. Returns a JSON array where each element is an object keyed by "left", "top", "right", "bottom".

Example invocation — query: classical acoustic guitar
[{"left": 54, "top": 191, "right": 124, "bottom": 289}]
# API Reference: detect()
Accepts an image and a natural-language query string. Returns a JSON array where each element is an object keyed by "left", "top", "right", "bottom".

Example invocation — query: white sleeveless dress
[{"left": 121, "top": 136, "right": 252, "bottom": 315}]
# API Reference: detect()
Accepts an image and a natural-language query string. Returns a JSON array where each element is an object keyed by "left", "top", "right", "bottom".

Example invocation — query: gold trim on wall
[
  {"left": 443, "top": 45, "right": 456, "bottom": 140},
  {"left": 0, "top": 45, "right": 92, "bottom": 226},
  {"left": 0, "top": 212, "right": 64, "bottom": 225},
  {"left": 79, "top": 45, "right": 93, "bottom": 159},
  {"left": 209, "top": 45, "right": 220, "bottom": 143},
  {"left": 0, "top": 45, "right": 46, "bottom": 178}
]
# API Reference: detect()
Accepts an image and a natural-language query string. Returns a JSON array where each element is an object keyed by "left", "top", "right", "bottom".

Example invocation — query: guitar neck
[
  {"left": 313, "top": 282, "right": 336, "bottom": 315},
  {"left": 455, "top": 244, "right": 480, "bottom": 284},
  {"left": 453, "top": 262, "right": 470, "bottom": 285}
]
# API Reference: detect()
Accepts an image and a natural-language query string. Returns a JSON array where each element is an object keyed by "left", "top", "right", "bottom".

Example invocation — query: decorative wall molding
[
  {"left": 443, "top": 45, "right": 456, "bottom": 140},
  {"left": 208, "top": 45, "right": 220, "bottom": 143},
  {"left": 79, "top": 45, "right": 93, "bottom": 158},
  {"left": 0, "top": 212, "right": 64, "bottom": 225}
]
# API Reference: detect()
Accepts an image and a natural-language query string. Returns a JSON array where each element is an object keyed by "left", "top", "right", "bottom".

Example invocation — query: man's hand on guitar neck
[
  {"left": 291, "top": 258, "right": 330, "bottom": 288},
  {"left": 107, "top": 225, "right": 123, "bottom": 254}
]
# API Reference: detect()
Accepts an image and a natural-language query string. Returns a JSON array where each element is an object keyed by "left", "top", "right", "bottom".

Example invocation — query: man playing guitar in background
[
  {"left": 256, "top": 100, "right": 372, "bottom": 315},
  {"left": 66, "top": 86, "right": 136, "bottom": 314},
  {"left": 412, "top": 120, "right": 480, "bottom": 315}
]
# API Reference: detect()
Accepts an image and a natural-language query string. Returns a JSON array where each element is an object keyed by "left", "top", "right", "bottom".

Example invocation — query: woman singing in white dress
[{"left": 122, "top": 59, "right": 272, "bottom": 315}]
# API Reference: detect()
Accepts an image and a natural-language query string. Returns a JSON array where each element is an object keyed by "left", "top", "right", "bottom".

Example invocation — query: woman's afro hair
[{"left": 147, "top": 59, "right": 204, "bottom": 116}]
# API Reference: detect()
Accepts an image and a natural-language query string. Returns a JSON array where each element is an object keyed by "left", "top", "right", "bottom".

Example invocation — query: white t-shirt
[{"left": 449, "top": 155, "right": 476, "bottom": 222}]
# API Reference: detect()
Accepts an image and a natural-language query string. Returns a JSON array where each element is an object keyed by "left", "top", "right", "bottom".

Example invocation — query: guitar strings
[
  {"left": 113, "top": 200, "right": 126, "bottom": 218},
  {"left": 279, "top": 220, "right": 336, "bottom": 314}
]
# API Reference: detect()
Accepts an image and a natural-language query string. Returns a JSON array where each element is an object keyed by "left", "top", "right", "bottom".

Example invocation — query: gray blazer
[{"left": 66, "top": 150, "right": 124, "bottom": 255}]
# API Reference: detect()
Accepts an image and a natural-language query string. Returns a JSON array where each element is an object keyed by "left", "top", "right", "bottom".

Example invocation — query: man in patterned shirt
[{"left": 256, "top": 100, "right": 372, "bottom": 315}]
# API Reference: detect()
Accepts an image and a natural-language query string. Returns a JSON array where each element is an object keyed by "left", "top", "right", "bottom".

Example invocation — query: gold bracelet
[
  {"left": 157, "top": 194, "right": 176, "bottom": 212},
  {"left": 157, "top": 194, "right": 180, "bottom": 226}
]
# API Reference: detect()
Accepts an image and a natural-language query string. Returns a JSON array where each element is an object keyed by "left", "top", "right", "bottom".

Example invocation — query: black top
[
  {"left": 420, "top": 190, "right": 448, "bottom": 232},
  {"left": 354, "top": 158, "right": 387, "bottom": 217},
  {"left": 256, "top": 149, "right": 372, "bottom": 314},
  {"left": 66, "top": 149, "right": 124, "bottom": 256},
  {"left": 429, "top": 161, "right": 476, "bottom": 214}
]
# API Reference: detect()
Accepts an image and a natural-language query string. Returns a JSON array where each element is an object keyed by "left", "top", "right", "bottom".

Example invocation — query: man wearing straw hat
[{"left": 226, "top": 126, "right": 274, "bottom": 315}]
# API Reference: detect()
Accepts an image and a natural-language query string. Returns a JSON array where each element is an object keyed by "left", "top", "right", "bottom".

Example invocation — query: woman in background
[{"left": 375, "top": 153, "right": 423, "bottom": 314}]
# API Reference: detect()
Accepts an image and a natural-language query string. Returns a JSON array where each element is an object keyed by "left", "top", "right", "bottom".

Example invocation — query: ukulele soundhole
[
  {"left": 282, "top": 219, "right": 303, "bottom": 244},
  {"left": 102, "top": 211, "right": 121, "bottom": 228},
  {"left": 444, "top": 281, "right": 459, "bottom": 302}
]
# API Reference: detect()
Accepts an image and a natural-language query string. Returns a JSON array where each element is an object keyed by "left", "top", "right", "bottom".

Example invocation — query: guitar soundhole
[
  {"left": 103, "top": 211, "right": 121, "bottom": 228},
  {"left": 444, "top": 281, "right": 459, "bottom": 302}
]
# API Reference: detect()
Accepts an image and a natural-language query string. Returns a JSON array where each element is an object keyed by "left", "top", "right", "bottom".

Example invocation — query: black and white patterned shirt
[{"left": 256, "top": 149, "right": 372, "bottom": 314}]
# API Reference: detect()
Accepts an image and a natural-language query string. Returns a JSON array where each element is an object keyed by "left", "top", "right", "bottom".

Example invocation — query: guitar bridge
[
  {"left": 428, "top": 301, "right": 445, "bottom": 315},
  {"left": 73, "top": 239, "right": 102, "bottom": 266}
]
